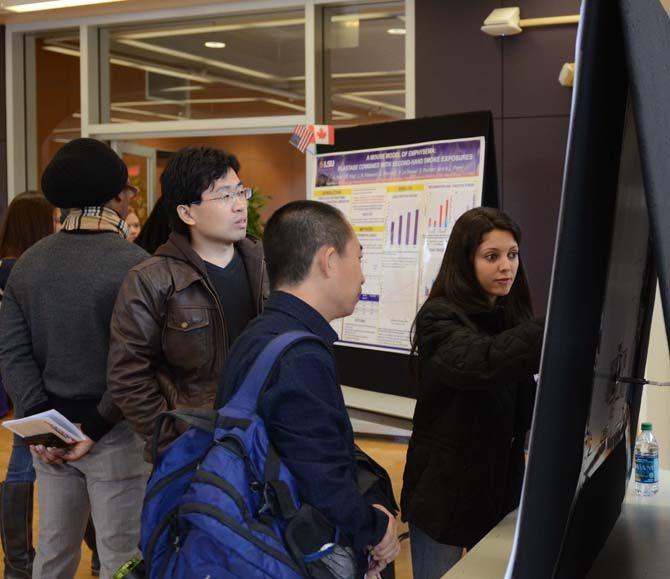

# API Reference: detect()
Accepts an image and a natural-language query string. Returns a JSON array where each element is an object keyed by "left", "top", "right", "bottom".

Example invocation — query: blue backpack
[{"left": 139, "top": 331, "right": 357, "bottom": 579}]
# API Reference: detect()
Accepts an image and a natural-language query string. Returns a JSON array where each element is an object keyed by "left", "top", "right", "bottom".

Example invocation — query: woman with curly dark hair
[{"left": 402, "top": 207, "right": 544, "bottom": 578}]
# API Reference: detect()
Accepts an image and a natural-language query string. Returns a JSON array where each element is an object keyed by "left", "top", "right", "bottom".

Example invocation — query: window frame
[{"left": 5, "top": 0, "right": 415, "bottom": 198}]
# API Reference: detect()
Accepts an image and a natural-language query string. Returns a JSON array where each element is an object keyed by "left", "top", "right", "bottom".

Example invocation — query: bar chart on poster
[{"left": 313, "top": 137, "right": 485, "bottom": 353}]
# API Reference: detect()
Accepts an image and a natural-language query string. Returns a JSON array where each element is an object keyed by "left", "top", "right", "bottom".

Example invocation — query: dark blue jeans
[
  {"left": 0, "top": 379, "right": 8, "bottom": 418},
  {"left": 409, "top": 524, "right": 463, "bottom": 579},
  {"left": 5, "top": 434, "right": 36, "bottom": 483}
]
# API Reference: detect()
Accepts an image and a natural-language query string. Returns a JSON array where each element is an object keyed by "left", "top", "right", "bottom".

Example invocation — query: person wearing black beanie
[
  {"left": 41, "top": 138, "right": 128, "bottom": 209},
  {"left": 0, "top": 138, "right": 150, "bottom": 578}
]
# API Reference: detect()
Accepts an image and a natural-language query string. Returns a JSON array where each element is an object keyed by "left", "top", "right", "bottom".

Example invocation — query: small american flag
[{"left": 289, "top": 125, "right": 315, "bottom": 153}]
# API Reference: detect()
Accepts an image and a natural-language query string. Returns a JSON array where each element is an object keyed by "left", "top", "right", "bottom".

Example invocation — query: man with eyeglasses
[{"left": 107, "top": 146, "right": 268, "bottom": 461}]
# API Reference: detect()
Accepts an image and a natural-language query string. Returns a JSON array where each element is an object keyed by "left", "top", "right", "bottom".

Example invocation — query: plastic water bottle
[{"left": 635, "top": 422, "right": 659, "bottom": 496}]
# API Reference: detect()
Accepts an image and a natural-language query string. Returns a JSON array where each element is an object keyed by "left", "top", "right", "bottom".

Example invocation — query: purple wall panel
[
  {"left": 416, "top": 0, "right": 578, "bottom": 312},
  {"left": 416, "top": 0, "right": 502, "bottom": 118},
  {"left": 502, "top": 116, "right": 569, "bottom": 313}
]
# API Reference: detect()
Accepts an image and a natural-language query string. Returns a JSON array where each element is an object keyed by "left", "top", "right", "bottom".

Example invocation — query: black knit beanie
[{"left": 41, "top": 138, "right": 128, "bottom": 209}]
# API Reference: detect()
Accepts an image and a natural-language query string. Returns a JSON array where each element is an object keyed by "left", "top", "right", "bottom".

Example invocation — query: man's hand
[
  {"left": 366, "top": 504, "right": 401, "bottom": 576},
  {"left": 60, "top": 436, "right": 95, "bottom": 461},
  {"left": 31, "top": 445, "right": 67, "bottom": 465}
]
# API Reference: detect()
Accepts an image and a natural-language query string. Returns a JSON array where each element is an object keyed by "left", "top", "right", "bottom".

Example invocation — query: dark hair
[
  {"left": 416, "top": 206, "right": 534, "bottom": 346},
  {"left": 264, "top": 200, "right": 353, "bottom": 289},
  {"left": 160, "top": 147, "right": 240, "bottom": 235},
  {"left": 0, "top": 191, "right": 55, "bottom": 258},
  {"left": 135, "top": 196, "right": 171, "bottom": 254}
]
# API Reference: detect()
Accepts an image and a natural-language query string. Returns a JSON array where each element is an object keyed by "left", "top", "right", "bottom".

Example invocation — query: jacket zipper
[
  {"left": 256, "top": 258, "right": 265, "bottom": 313},
  {"left": 201, "top": 279, "right": 228, "bottom": 366}
]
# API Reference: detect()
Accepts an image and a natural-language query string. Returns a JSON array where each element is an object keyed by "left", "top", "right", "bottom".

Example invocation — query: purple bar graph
[
  {"left": 390, "top": 209, "right": 421, "bottom": 246},
  {"left": 414, "top": 209, "right": 419, "bottom": 245}
]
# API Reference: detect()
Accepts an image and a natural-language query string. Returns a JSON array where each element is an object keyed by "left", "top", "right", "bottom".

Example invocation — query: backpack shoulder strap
[
  {"left": 151, "top": 407, "right": 220, "bottom": 465},
  {"left": 225, "top": 330, "right": 325, "bottom": 415}
]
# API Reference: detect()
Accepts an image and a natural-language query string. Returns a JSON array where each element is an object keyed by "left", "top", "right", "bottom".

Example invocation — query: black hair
[
  {"left": 135, "top": 196, "right": 171, "bottom": 254},
  {"left": 412, "top": 207, "right": 534, "bottom": 355},
  {"left": 263, "top": 200, "right": 354, "bottom": 290},
  {"left": 160, "top": 147, "right": 240, "bottom": 235}
]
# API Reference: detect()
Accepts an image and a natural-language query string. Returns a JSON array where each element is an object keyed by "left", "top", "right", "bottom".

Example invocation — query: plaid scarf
[{"left": 62, "top": 207, "right": 129, "bottom": 239}]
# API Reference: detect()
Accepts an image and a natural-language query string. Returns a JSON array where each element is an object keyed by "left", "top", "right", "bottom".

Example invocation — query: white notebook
[{"left": 2, "top": 409, "right": 86, "bottom": 444}]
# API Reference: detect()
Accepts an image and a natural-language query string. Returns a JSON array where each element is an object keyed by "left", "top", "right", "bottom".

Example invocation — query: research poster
[{"left": 313, "top": 137, "right": 485, "bottom": 352}]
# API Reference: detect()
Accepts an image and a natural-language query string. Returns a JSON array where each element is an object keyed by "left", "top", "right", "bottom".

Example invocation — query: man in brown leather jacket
[{"left": 107, "top": 147, "right": 268, "bottom": 461}]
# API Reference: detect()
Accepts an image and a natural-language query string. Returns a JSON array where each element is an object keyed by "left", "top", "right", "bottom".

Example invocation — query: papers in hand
[{"left": 2, "top": 409, "right": 86, "bottom": 444}]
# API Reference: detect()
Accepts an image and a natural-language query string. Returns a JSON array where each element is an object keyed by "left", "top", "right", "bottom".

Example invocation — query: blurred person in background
[
  {"left": 125, "top": 207, "right": 141, "bottom": 243},
  {"left": 0, "top": 192, "right": 55, "bottom": 578},
  {"left": 134, "top": 196, "right": 170, "bottom": 255}
]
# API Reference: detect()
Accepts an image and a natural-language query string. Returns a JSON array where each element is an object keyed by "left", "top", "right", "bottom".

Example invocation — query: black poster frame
[
  {"left": 316, "top": 112, "right": 499, "bottom": 397},
  {"left": 507, "top": 0, "right": 669, "bottom": 576}
]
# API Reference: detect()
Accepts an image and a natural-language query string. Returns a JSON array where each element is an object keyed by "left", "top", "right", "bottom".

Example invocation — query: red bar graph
[{"left": 430, "top": 197, "right": 450, "bottom": 229}]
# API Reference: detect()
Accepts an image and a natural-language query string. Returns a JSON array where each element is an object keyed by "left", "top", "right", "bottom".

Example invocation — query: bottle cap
[{"left": 641, "top": 422, "right": 653, "bottom": 431}]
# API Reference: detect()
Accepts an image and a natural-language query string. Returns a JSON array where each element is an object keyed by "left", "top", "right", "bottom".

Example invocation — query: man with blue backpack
[
  {"left": 140, "top": 200, "right": 400, "bottom": 578},
  {"left": 218, "top": 199, "right": 400, "bottom": 575}
]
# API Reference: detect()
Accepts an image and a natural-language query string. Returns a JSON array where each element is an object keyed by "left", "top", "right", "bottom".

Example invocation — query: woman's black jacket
[{"left": 401, "top": 298, "right": 544, "bottom": 549}]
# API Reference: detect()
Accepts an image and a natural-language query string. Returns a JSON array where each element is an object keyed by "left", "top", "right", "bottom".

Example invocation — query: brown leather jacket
[{"left": 107, "top": 232, "right": 268, "bottom": 460}]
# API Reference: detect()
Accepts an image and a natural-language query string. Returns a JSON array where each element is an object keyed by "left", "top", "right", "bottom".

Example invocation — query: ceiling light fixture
[
  {"left": 481, "top": 7, "right": 579, "bottom": 37},
  {"left": 330, "top": 11, "right": 397, "bottom": 23},
  {"left": 160, "top": 85, "right": 204, "bottom": 93},
  {"left": 204, "top": 41, "right": 226, "bottom": 49},
  {"left": 334, "top": 93, "right": 405, "bottom": 114},
  {"left": 2, "top": 0, "right": 126, "bottom": 13},
  {"left": 119, "top": 17, "right": 305, "bottom": 41},
  {"left": 117, "top": 38, "right": 275, "bottom": 80},
  {"left": 387, "top": 28, "right": 406, "bottom": 35}
]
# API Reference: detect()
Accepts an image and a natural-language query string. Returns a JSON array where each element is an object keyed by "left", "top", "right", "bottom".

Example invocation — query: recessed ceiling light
[
  {"left": 204, "top": 41, "right": 226, "bottom": 49},
  {"left": 387, "top": 28, "right": 406, "bottom": 35}
]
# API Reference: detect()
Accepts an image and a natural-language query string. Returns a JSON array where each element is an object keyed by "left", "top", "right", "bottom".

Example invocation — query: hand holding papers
[{"left": 2, "top": 409, "right": 86, "bottom": 448}]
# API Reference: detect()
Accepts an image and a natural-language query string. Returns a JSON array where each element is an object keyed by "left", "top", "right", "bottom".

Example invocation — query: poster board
[
  {"left": 314, "top": 112, "right": 499, "bottom": 397},
  {"left": 313, "top": 138, "right": 485, "bottom": 353}
]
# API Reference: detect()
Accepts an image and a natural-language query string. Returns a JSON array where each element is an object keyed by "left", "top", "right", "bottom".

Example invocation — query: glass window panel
[
  {"left": 111, "top": 134, "right": 306, "bottom": 228},
  {"left": 30, "top": 30, "right": 81, "bottom": 179},
  {"left": 324, "top": 2, "right": 405, "bottom": 127},
  {"left": 100, "top": 10, "right": 305, "bottom": 123}
]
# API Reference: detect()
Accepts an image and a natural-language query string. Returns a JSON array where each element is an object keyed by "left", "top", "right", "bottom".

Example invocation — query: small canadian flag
[{"left": 310, "top": 124, "right": 335, "bottom": 145}]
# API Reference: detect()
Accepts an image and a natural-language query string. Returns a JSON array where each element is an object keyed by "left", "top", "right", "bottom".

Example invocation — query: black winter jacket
[{"left": 401, "top": 298, "right": 543, "bottom": 548}]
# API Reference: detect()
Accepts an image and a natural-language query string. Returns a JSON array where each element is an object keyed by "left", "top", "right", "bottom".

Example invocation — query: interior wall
[
  {"left": 416, "top": 0, "right": 581, "bottom": 314},
  {"left": 641, "top": 288, "right": 670, "bottom": 467}
]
